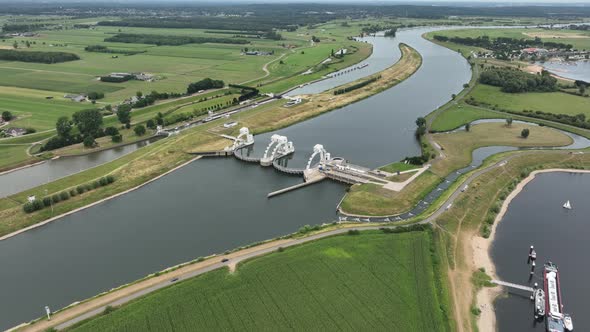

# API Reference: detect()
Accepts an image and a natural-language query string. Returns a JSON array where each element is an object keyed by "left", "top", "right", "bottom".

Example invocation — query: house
[
  {"left": 64, "top": 94, "right": 87, "bottom": 102},
  {"left": 134, "top": 72, "right": 154, "bottom": 81},
  {"left": 5, "top": 127, "right": 27, "bottom": 137}
]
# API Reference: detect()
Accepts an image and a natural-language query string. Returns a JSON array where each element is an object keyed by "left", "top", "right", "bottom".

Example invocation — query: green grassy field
[
  {"left": 68, "top": 230, "right": 448, "bottom": 332},
  {"left": 379, "top": 161, "right": 420, "bottom": 173},
  {"left": 0, "top": 87, "right": 94, "bottom": 131},
  {"left": 430, "top": 104, "right": 503, "bottom": 132},
  {"left": 470, "top": 84, "right": 590, "bottom": 117}
]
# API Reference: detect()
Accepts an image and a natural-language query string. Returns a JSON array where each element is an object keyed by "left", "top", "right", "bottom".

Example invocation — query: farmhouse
[
  {"left": 5, "top": 127, "right": 27, "bottom": 137},
  {"left": 64, "top": 94, "right": 87, "bottom": 102}
]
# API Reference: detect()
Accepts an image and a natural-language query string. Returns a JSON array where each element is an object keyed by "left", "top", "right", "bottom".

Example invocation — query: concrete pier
[{"left": 267, "top": 176, "right": 326, "bottom": 198}]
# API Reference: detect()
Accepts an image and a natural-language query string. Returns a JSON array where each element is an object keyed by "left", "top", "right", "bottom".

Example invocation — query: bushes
[
  {"left": 333, "top": 76, "right": 380, "bottom": 95},
  {"left": 111, "top": 134, "right": 122, "bottom": 143},
  {"left": 22, "top": 176, "right": 116, "bottom": 213},
  {"left": 187, "top": 78, "right": 225, "bottom": 94}
]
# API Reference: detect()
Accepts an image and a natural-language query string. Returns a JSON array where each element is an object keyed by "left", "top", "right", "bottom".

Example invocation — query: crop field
[
  {"left": 68, "top": 231, "right": 447, "bottom": 332},
  {"left": 470, "top": 84, "right": 590, "bottom": 117}
]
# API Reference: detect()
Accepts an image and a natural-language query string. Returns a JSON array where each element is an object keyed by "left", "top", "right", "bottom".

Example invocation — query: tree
[
  {"left": 521, "top": 128, "right": 530, "bottom": 138},
  {"left": 146, "top": 119, "right": 156, "bottom": 129},
  {"left": 579, "top": 84, "right": 586, "bottom": 96},
  {"left": 55, "top": 116, "right": 72, "bottom": 137},
  {"left": 12, "top": 41, "right": 17, "bottom": 49},
  {"left": 1, "top": 111, "right": 13, "bottom": 121},
  {"left": 116, "top": 104, "right": 132, "bottom": 125},
  {"left": 136, "top": 91, "right": 143, "bottom": 98},
  {"left": 105, "top": 104, "right": 112, "bottom": 112},
  {"left": 72, "top": 109, "right": 103, "bottom": 138},
  {"left": 83, "top": 135, "right": 96, "bottom": 147},
  {"left": 451, "top": 93, "right": 457, "bottom": 100},
  {"left": 134, "top": 124, "right": 146, "bottom": 136},
  {"left": 505, "top": 117, "right": 513, "bottom": 127},
  {"left": 465, "top": 122, "right": 471, "bottom": 132},
  {"left": 415, "top": 117, "right": 426, "bottom": 127}
]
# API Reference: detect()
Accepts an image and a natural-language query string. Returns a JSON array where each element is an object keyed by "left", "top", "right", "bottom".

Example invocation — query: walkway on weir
[{"left": 491, "top": 280, "right": 534, "bottom": 292}]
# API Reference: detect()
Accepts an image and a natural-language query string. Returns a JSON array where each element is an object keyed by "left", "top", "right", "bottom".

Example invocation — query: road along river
[{"left": 1, "top": 26, "right": 473, "bottom": 329}]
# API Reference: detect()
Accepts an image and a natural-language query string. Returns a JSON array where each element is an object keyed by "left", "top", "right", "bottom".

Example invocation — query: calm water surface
[
  {"left": 539, "top": 60, "right": 590, "bottom": 82},
  {"left": 492, "top": 172, "right": 590, "bottom": 331}
]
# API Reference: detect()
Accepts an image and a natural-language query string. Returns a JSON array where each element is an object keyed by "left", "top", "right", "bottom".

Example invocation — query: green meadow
[{"left": 68, "top": 230, "right": 449, "bottom": 332}]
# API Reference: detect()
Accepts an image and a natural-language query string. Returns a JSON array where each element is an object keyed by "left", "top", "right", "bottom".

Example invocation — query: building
[
  {"left": 134, "top": 72, "right": 154, "bottom": 81},
  {"left": 5, "top": 127, "right": 27, "bottom": 137},
  {"left": 64, "top": 94, "right": 87, "bottom": 102}
]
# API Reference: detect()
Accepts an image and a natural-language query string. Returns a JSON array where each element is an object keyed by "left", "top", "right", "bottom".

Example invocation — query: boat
[
  {"left": 564, "top": 314, "right": 573, "bottom": 331},
  {"left": 544, "top": 262, "right": 568, "bottom": 332},
  {"left": 534, "top": 289, "right": 546, "bottom": 320},
  {"left": 563, "top": 200, "right": 572, "bottom": 209}
]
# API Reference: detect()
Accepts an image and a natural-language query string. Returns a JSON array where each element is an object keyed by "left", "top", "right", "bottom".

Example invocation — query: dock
[
  {"left": 267, "top": 173, "right": 326, "bottom": 198},
  {"left": 491, "top": 279, "right": 534, "bottom": 292}
]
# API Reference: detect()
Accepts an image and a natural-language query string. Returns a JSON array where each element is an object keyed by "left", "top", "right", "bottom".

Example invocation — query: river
[
  {"left": 492, "top": 172, "right": 590, "bottom": 332},
  {"left": 0, "top": 139, "right": 161, "bottom": 198},
  {"left": 539, "top": 60, "right": 590, "bottom": 82},
  {"left": 0, "top": 26, "right": 473, "bottom": 329}
]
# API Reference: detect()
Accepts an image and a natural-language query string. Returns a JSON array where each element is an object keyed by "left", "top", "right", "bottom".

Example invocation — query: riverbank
[
  {"left": 0, "top": 43, "right": 422, "bottom": 240},
  {"left": 473, "top": 168, "right": 590, "bottom": 331}
]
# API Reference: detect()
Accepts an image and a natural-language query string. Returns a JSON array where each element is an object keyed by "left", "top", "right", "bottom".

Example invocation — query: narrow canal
[
  {"left": 0, "top": 26, "right": 472, "bottom": 329},
  {"left": 492, "top": 172, "right": 590, "bottom": 331}
]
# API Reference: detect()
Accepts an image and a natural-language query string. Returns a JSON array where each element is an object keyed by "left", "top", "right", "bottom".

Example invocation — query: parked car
[{"left": 221, "top": 258, "right": 229, "bottom": 263}]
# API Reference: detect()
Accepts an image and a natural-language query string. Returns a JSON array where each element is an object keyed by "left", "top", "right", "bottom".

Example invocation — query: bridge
[
  {"left": 272, "top": 159, "right": 304, "bottom": 175},
  {"left": 491, "top": 279, "right": 534, "bottom": 292}
]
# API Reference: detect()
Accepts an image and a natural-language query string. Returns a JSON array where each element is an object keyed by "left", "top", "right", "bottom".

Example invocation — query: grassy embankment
[
  {"left": 339, "top": 121, "right": 571, "bottom": 216},
  {"left": 66, "top": 230, "right": 451, "bottom": 332},
  {"left": 0, "top": 43, "right": 422, "bottom": 239}
]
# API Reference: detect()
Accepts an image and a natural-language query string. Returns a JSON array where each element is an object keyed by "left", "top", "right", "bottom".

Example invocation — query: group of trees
[
  {"left": 23, "top": 176, "right": 115, "bottom": 213},
  {"left": 84, "top": 44, "right": 144, "bottom": 55},
  {"left": 433, "top": 35, "right": 573, "bottom": 53},
  {"left": 228, "top": 84, "right": 259, "bottom": 101},
  {"left": 263, "top": 31, "right": 283, "bottom": 40},
  {"left": 87, "top": 91, "right": 105, "bottom": 101},
  {"left": 104, "top": 33, "right": 249, "bottom": 46},
  {"left": 42, "top": 109, "right": 103, "bottom": 151},
  {"left": 188, "top": 78, "right": 225, "bottom": 94},
  {"left": 479, "top": 67, "right": 558, "bottom": 93},
  {"left": 0, "top": 49, "right": 79, "bottom": 64}
]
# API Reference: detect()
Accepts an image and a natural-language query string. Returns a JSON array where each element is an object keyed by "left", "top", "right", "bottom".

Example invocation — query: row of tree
[
  {"left": 84, "top": 45, "right": 144, "bottom": 55},
  {"left": 333, "top": 76, "right": 380, "bottom": 95},
  {"left": 104, "top": 33, "right": 249, "bottom": 46},
  {"left": 0, "top": 49, "right": 79, "bottom": 64},
  {"left": 433, "top": 35, "right": 573, "bottom": 52},
  {"left": 479, "top": 67, "right": 558, "bottom": 93}
]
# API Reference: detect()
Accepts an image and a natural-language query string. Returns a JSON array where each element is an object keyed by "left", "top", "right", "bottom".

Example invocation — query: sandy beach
[{"left": 473, "top": 168, "right": 590, "bottom": 331}]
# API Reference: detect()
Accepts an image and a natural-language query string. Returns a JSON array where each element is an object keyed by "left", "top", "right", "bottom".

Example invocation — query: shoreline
[
  {"left": 473, "top": 168, "right": 590, "bottom": 332},
  {"left": 0, "top": 156, "right": 200, "bottom": 242}
]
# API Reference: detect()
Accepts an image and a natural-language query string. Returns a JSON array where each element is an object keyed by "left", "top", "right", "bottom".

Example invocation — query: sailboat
[{"left": 563, "top": 200, "right": 572, "bottom": 210}]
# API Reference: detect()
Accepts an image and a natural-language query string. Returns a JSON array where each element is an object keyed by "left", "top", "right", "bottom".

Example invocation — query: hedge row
[
  {"left": 333, "top": 76, "right": 380, "bottom": 95},
  {"left": 23, "top": 176, "right": 115, "bottom": 213}
]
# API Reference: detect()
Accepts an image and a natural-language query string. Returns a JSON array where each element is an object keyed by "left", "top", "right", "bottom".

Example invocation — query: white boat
[
  {"left": 564, "top": 314, "right": 573, "bottom": 331},
  {"left": 563, "top": 200, "right": 572, "bottom": 210}
]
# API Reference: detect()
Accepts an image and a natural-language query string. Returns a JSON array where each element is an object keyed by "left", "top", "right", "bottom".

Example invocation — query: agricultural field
[
  {"left": 0, "top": 21, "right": 370, "bottom": 102},
  {"left": 469, "top": 84, "right": 590, "bottom": 117},
  {"left": 0, "top": 87, "right": 93, "bottom": 131},
  {"left": 68, "top": 231, "right": 448, "bottom": 332}
]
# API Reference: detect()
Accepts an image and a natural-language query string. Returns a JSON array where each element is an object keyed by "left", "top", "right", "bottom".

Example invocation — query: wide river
[
  {"left": 0, "top": 27, "right": 473, "bottom": 329},
  {"left": 492, "top": 172, "right": 590, "bottom": 331}
]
